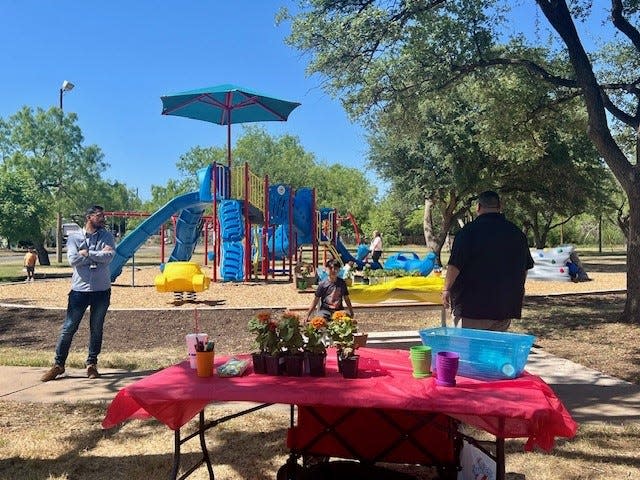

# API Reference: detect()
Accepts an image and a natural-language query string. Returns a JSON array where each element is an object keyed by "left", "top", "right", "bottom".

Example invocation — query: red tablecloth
[{"left": 102, "top": 347, "right": 577, "bottom": 451}]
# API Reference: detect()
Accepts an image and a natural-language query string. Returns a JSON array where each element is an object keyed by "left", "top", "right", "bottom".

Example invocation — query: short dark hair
[
  {"left": 85, "top": 205, "right": 105, "bottom": 218},
  {"left": 477, "top": 191, "right": 500, "bottom": 209},
  {"left": 325, "top": 259, "right": 341, "bottom": 269}
]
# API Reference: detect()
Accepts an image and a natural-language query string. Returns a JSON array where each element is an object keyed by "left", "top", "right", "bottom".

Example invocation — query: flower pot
[
  {"left": 296, "top": 278, "right": 308, "bottom": 290},
  {"left": 306, "top": 352, "right": 327, "bottom": 377},
  {"left": 264, "top": 354, "right": 283, "bottom": 376},
  {"left": 252, "top": 352, "right": 266, "bottom": 374},
  {"left": 195, "top": 350, "right": 215, "bottom": 378},
  {"left": 340, "top": 355, "right": 360, "bottom": 379},
  {"left": 284, "top": 354, "right": 305, "bottom": 376},
  {"left": 353, "top": 333, "right": 368, "bottom": 349}
]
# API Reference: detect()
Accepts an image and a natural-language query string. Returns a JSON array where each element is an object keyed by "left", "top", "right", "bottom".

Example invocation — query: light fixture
[{"left": 61, "top": 80, "right": 75, "bottom": 92}]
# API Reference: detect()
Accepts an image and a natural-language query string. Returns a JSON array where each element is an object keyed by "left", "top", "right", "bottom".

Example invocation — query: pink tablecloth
[{"left": 102, "top": 347, "right": 577, "bottom": 451}]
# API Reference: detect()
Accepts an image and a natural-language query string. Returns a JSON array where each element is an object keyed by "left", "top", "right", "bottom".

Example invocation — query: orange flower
[
  {"left": 310, "top": 317, "right": 327, "bottom": 329},
  {"left": 281, "top": 310, "right": 300, "bottom": 321},
  {"left": 331, "top": 310, "right": 350, "bottom": 321},
  {"left": 256, "top": 311, "right": 271, "bottom": 323}
]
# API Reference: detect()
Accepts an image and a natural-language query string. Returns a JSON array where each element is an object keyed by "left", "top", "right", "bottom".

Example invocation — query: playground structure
[
  {"left": 383, "top": 252, "right": 437, "bottom": 276},
  {"left": 527, "top": 245, "right": 589, "bottom": 282},
  {"left": 107, "top": 162, "right": 372, "bottom": 284}
]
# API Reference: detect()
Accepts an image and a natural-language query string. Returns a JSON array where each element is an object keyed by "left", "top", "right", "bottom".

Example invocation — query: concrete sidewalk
[{"left": 1, "top": 333, "right": 639, "bottom": 425}]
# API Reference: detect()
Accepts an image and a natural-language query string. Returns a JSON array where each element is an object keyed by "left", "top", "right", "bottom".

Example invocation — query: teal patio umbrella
[{"left": 161, "top": 84, "right": 301, "bottom": 166}]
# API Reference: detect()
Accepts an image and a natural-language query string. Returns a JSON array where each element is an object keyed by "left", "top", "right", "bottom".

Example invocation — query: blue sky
[
  {"left": 0, "top": 2, "right": 612, "bottom": 203},
  {"left": 0, "top": 1, "right": 368, "bottom": 200}
]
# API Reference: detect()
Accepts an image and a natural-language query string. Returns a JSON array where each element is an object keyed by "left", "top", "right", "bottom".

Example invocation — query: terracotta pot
[{"left": 353, "top": 333, "right": 368, "bottom": 349}]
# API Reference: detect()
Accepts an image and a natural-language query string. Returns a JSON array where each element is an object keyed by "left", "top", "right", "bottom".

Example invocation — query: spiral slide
[
  {"left": 218, "top": 199, "right": 244, "bottom": 281},
  {"left": 109, "top": 191, "right": 206, "bottom": 282}
]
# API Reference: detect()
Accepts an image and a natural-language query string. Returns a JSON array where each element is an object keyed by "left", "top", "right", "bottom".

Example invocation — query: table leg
[
  {"left": 169, "top": 405, "right": 273, "bottom": 479},
  {"left": 171, "top": 410, "right": 214, "bottom": 480},
  {"left": 496, "top": 437, "right": 505, "bottom": 480}
]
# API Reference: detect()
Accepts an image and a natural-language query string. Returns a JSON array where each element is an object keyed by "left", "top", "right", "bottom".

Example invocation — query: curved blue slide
[
  {"left": 110, "top": 191, "right": 206, "bottom": 282},
  {"left": 335, "top": 237, "right": 367, "bottom": 269}
]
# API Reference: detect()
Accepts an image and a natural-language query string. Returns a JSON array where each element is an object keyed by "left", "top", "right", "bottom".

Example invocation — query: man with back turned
[{"left": 442, "top": 191, "right": 534, "bottom": 331}]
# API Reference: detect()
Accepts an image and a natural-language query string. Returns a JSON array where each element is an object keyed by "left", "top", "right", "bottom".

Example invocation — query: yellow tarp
[{"left": 349, "top": 276, "right": 444, "bottom": 304}]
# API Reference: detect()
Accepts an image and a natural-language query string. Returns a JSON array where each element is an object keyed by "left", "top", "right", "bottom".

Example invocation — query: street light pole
[{"left": 56, "top": 80, "right": 75, "bottom": 264}]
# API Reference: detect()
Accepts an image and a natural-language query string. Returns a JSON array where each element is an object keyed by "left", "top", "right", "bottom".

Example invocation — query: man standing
[
  {"left": 442, "top": 191, "right": 534, "bottom": 331},
  {"left": 23, "top": 247, "right": 37, "bottom": 282},
  {"left": 41, "top": 206, "right": 116, "bottom": 381}
]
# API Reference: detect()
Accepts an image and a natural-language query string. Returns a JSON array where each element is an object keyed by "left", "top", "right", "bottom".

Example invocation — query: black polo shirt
[{"left": 448, "top": 213, "right": 534, "bottom": 320}]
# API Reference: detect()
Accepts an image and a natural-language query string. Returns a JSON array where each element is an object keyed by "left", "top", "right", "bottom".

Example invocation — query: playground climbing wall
[{"left": 527, "top": 245, "right": 572, "bottom": 281}]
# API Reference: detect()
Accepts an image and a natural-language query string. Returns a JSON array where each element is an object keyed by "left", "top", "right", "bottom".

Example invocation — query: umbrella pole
[{"left": 227, "top": 120, "right": 232, "bottom": 167}]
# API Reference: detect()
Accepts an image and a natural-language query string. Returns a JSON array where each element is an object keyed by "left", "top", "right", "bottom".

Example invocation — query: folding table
[{"left": 102, "top": 348, "right": 577, "bottom": 480}]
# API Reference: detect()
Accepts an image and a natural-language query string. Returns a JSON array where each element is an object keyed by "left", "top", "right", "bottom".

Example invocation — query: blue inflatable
[{"left": 383, "top": 251, "right": 436, "bottom": 276}]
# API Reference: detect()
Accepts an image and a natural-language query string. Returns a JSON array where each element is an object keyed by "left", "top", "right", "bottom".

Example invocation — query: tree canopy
[
  {"left": 0, "top": 106, "right": 139, "bottom": 262},
  {"left": 283, "top": 0, "right": 639, "bottom": 320}
]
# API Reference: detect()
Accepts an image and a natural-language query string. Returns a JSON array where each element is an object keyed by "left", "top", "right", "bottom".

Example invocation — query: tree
[
  {"left": 1, "top": 106, "right": 138, "bottom": 263},
  {"left": 284, "top": 0, "right": 640, "bottom": 321},
  {"left": 0, "top": 167, "right": 50, "bottom": 262}
]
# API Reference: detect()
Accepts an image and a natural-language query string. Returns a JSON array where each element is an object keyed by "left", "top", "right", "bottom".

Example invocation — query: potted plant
[
  {"left": 278, "top": 310, "right": 305, "bottom": 376},
  {"left": 303, "top": 316, "right": 329, "bottom": 376},
  {"left": 248, "top": 311, "right": 280, "bottom": 375},
  {"left": 295, "top": 263, "right": 313, "bottom": 290},
  {"left": 329, "top": 311, "right": 360, "bottom": 378},
  {"left": 360, "top": 264, "right": 372, "bottom": 285}
]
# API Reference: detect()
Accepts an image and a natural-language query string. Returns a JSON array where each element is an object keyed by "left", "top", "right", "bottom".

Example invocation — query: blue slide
[
  {"left": 110, "top": 191, "right": 206, "bottom": 282},
  {"left": 335, "top": 237, "right": 367, "bottom": 269}
]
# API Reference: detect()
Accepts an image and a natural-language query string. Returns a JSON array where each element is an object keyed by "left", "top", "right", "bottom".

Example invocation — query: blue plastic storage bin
[{"left": 418, "top": 327, "right": 535, "bottom": 381}]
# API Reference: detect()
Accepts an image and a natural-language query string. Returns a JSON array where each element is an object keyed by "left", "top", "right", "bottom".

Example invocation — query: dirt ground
[
  {"left": 0, "top": 260, "right": 626, "bottom": 310},
  {"left": 0, "top": 256, "right": 628, "bottom": 360}
]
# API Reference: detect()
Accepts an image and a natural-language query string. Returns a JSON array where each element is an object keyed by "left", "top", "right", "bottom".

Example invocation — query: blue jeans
[{"left": 54, "top": 289, "right": 111, "bottom": 367}]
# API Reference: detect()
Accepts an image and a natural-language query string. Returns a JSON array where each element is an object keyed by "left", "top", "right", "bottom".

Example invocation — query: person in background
[
  {"left": 41, "top": 205, "right": 116, "bottom": 381},
  {"left": 368, "top": 230, "right": 383, "bottom": 267},
  {"left": 24, "top": 246, "right": 37, "bottom": 282},
  {"left": 306, "top": 259, "right": 354, "bottom": 321},
  {"left": 442, "top": 191, "right": 534, "bottom": 331}
]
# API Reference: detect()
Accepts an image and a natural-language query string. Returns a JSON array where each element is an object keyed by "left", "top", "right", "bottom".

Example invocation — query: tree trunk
[
  {"left": 422, "top": 198, "right": 437, "bottom": 250},
  {"left": 623, "top": 189, "right": 640, "bottom": 322},
  {"left": 423, "top": 197, "right": 454, "bottom": 266},
  {"left": 33, "top": 239, "right": 51, "bottom": 266}
]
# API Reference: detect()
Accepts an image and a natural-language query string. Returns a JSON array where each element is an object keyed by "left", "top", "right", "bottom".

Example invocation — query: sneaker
[
  {"left": 87, "top": 364, "right": 99, "bottom": 379},
  {"left": 41, "top": 365, "right": 65, "bottom": 382}
]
